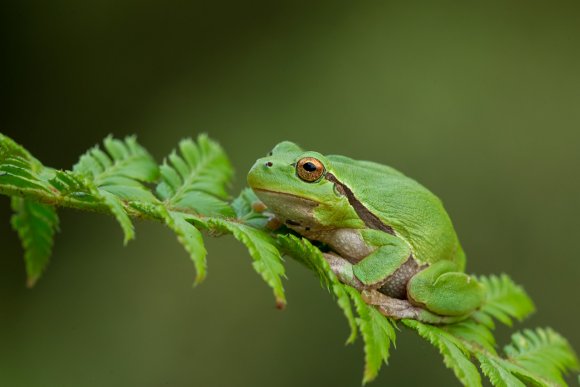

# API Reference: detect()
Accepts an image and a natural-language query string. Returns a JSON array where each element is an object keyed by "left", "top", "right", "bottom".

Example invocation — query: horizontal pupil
[{"left": 303, "top": 162, "right": 317, "bottom": 172}]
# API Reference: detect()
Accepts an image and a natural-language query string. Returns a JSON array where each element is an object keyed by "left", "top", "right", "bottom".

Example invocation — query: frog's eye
[{"left": 296, "top": 157, "right": 325, "bottom": 182}]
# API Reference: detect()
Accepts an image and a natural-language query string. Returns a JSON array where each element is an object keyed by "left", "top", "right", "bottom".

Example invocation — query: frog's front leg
[
  {"left": 322, "top": 229, "right": 414, "bottom": 290},
  {"left": 351, "top": 229, "right": 412, "bottom": 289},
  {"left": 322, "top": 252, "right": 365, "bottom": 291},
  {"left": 407, "top": 260, "right": 485, "bottom": 317},
  {"left": 322, "top": 229, "right": 410, "bottom": 291}
]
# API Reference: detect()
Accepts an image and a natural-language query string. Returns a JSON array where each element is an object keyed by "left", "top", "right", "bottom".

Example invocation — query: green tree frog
[{"left": 248, "top": 141, "right": 485, "bottom": 323}]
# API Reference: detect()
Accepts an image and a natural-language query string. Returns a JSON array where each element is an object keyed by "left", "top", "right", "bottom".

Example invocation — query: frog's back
[{"left": 327, "top": 155, "right": 465, "bottom": 270}]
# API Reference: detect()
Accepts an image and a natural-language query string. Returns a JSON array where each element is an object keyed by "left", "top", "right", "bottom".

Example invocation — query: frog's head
[{"left": 248, "top": 141, "right": 358, "bottom": 230}]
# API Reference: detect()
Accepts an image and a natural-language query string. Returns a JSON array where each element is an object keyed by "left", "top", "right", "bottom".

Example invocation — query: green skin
[{"left": 248, "top": 142, "right": 485, "bottom": 323}]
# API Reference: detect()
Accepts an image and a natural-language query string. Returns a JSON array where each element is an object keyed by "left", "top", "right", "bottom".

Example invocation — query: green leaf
[
  {"left": 0, "top": 134, "right": 42, "bottom": 167},
  {"left": 479, "top": 274, "right": 535, "bottom": 326},
  {"left": 71, "top": 136, "right": 160, "bottom": 243},
  {"left": 334, "top": 284, "right": 358, "bottom": 345},
  {"left": 231, "top": 188, "right": 256, "bottom": 218},
  {"left": 278, "top": 234, "right": 357, "bottom": 344},
  {"left": 503, "top": 328, "right": 579, "bottom": 386},
  {"left": 476, "top": 353, "right": 526, "bottom": 387},
  {"left": 346, "top": 287, "right": 396, "bottom": 384},
  {"left": 404, "top": 319, "right": 482, "bottom": 387},
  {"left": 278, "top": 234, "right": 334, "bottom": 291},
  {"left": 48, "top": 170, "right": 84, "bottom": 192},
  {"left": 403, "top": 277, "right": 575, "bottom": 387},
  {"left": 73, "top": 135, "right": 158, "bottom": 185},
  {"left": 157, "top": 135, "right": 233, "bottom": 216},
  {"left": 446, "top": 319, "right": 497, "bottom": 354},
  {"left": 472, "top": 327, "right": 579, "bottom": 387},
  {"left": 100, "top": 191, "right": 134, "bottom": 244},
  {"left": 172, "top": 191, "right": 233, "bottom": 217},
  {"left": 231, "top": 188, "right": 269, "bottom": 228},
  {"left": 10, "top": 197, "right": 59, "bottom": 287},
  {"left": 164, "top": 211, "right": 207, "bottom": 284},
  {"left": 441, "top": 274, "right": 534, "bottom": 361},
  {"left": 0, "top": 134, "right": 52, "bottom": 193},
  {"left": 484, "top": 356, "right": 549, "bottom": 387},
  {"left": 128, "top": 202, "right": 208, "bottom": 284},
  {"left": 207, "top": 218, "right": 286, "bottom": 307}
]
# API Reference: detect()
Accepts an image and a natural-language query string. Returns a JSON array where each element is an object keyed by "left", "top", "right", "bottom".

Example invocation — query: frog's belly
[{"left": 303, "top": 228, "right": 373, "bottom": 264}]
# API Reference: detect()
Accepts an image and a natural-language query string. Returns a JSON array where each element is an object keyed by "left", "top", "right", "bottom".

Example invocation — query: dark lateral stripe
[{"left": 325, "top": 173, "right": 396, "bottom": 235}]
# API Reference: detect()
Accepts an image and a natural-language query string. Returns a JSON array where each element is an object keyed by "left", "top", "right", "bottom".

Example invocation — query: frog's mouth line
[
  {"left": 252, "top": 188, "right": 320, "bottom": 231},
  {"left": 251, "top": 188, "right": 322, "bottom": 205}
]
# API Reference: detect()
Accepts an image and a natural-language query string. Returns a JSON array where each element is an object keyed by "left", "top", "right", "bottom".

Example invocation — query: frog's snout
[
  {"left": 249, "top": 157, "right": 271, "bottom": 170},
  {"left": 247, "top": 158, "right": 271, "bottom": 188},
  {"left": 247, "top": 156, "right": 295, "bottom": 190}
]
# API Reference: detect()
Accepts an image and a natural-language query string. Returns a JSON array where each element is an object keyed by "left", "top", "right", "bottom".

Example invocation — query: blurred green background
[{"left": 1, "top": 1, "right": 580, "bottom": 386}]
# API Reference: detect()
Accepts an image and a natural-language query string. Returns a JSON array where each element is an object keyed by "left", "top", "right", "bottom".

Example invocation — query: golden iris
[{"left": 296, "top": 157, "right": 325, "bottom": 182}]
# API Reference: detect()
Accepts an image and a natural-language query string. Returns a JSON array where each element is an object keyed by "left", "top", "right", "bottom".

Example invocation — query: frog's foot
[
  {"left": 407, "top": 260, "right": 485, "bottom": 317},
  {"left": 361, "top": 289, "right": 468, "bottom": 324},
  {"left": 323, "top": 252, "right": 365, "bottom": 291}
]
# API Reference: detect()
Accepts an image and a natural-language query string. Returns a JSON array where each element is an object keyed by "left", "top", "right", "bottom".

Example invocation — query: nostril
[{"left": 265, "top": 161, "right": 273, "bottom": 167}]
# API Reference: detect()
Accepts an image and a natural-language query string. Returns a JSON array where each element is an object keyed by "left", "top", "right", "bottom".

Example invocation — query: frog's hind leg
[
  {"left": 361, "top": 289, "right": 468, "bottom": 324},
  {"left": 407, "top": 260, "right": 485, "bottom": 317}
]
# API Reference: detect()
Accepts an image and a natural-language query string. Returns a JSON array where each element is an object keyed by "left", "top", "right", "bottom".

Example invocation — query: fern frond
[
  {"left": 471, "top": 327, "right": 579, "bottom": 387},
  {"left": 165, "top": 211, "right": 207, "bottom": 284},
  {"left": 231, "top": 188, "right": 269, "bottom": 229},
  {"left": 156, "top": 135, "right": 233, "bottom": 217},
  {"left": 2, "top": 132, "right": 578, "bottom": 387},
  {"left": 48, "top": 170, "right": 92, "bottom": 199},
  {"left": 73, "top": 135, "right": 158, "bottom": 185},
  {"left": 278, "top": 234, "right": 333, "bottom": 291},
  {"left": 0, "top": 134, "right": 36, "bottom": 162},
  {"left": 401, "top": 276, "right": 577, "bottom": 387},
  {"left": 0, "top": 134, "right": 51, "bottom": 194},
  {"left": 151, "top": 135, "right": 235, "bottom": 282},
  {"left": 479, "top": 274, "right": 535, "bottom": 326},
  {"left": 124, "top": 201, "right": 209, "bottom": 285},
  {"left": 10, "top": 197, "right": 59, "bottom": 287},
  {"left": 73, "top": 135, "right": 159, "bottom": 203},
  {"left": 476, "top": 353, "right": 526, "bottom": 387},
  {"left": 404, "top": 319, "right": 482, "bottom": 387},
  {"left": 278, "top": 234, "right": 358, "bottom": 344},
  {"left": 348, "top": 287, "right": 396, "bottom": 384},
  {"left": 440, "top": 275, "right": 534, "bottom": 362},
  {"left": 446, "top": 319, "right": 496, "bottom": 354},
  {"left": 502, "top": 328, "right": 579, "bottom": 386},
  {"left": 71, "top": 136, "right": 160, "bottom": 243},
  {"left": 334, "top": 284, "right": 358, "bottom": 344},
  {"left": 206, "top": 218, "right": 286, "bottom": 307},
  {"left": 100, "top": 190, "right": 135, "bottom": 243}
]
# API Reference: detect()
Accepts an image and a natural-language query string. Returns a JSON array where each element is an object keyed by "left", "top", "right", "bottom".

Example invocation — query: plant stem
[{"left": 0, "top": 184, "right": 159, "bottom": 221}]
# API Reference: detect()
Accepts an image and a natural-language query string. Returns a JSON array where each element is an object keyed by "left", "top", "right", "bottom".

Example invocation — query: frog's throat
[
  {"left": 324, "top": 173, "right": 396, "bottom": 236},
  {"left": 252, "top": 188, "right": 322, "bottom": 229},
  {"left": 252, "top": 188, "right": 321, "bottom": 205}
]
